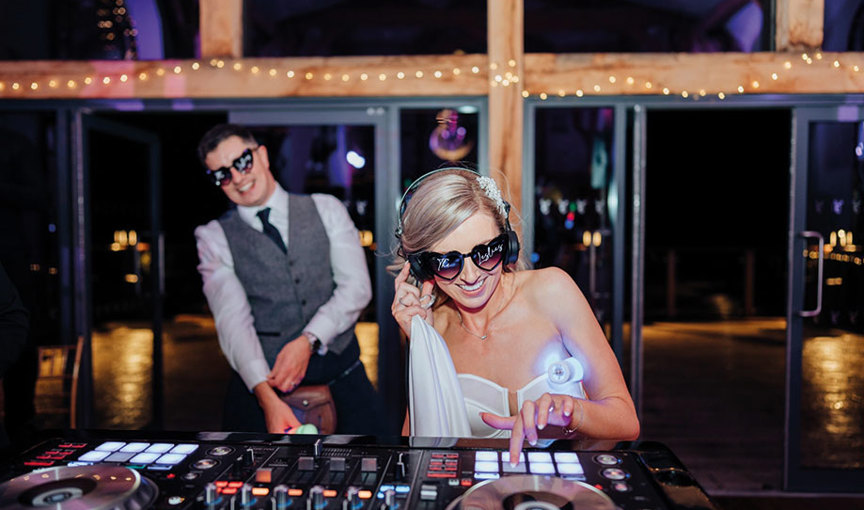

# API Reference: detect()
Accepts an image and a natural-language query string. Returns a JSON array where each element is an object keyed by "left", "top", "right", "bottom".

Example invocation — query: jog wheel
[
  {"left": 445, "top": 475, "right": 614, "bottom": 510},
  {"left": 0, "top": 465, "right": 158, "bottom": 510}
]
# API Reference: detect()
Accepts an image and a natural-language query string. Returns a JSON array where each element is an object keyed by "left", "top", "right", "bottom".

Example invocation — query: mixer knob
[
  {"left": 307, "top": 485, "right": 325, "bottom": 510},
  {"left": 343, "top": 487, "right": 361, "bottom": 510},
  {"left": 204, "top": 482, "right": 219, "bottom": 506},
  {"left": 240, "top": 483, "right": 254, "bottom": 506},
  {"left": 381, "top": 489, "right": 396, "bottom": 510},
  {"left": 395, "top": 453, "right": 407, "bottom": 481},
  {"left": 243, "top": 448, "right": 256, "bottom": 466},
  {"left": 273, "top": 485, "right": 290, "bottom": 508}
]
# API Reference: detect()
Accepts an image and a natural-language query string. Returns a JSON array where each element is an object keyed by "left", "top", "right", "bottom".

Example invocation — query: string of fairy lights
[{"left": 1, "top": 51, "right": 864, "bottom": 99}]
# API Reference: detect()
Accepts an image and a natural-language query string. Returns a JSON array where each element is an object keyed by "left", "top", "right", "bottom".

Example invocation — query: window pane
[
  {"left": 526, "top": 0, "right": 768, "bottom": 53},
  {"left": 399, "top": 107, "right": 480, "bottom": 186},
  {"left": 245, "top": 0, "right": 486, "bottom": 57},
  {"left": 532, "top": 107, "right": 615, "bottom": 325},
  {"left": 0, "top": 1, "right": 199, "bottom": 60}
]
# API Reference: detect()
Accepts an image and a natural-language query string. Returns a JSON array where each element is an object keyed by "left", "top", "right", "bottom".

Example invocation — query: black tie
[{"left": 256, "top": 208, "right": 287, "bottom": 253}]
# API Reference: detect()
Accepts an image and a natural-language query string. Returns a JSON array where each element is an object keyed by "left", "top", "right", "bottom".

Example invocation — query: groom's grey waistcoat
[{"left": 219, "top": 194, "right": 355, "bottom": 365}]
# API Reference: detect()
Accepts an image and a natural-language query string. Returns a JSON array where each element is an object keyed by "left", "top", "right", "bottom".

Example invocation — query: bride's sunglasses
[
  {"left": 411, "top": 234, "right": 509, "bottom": 281},
  {"left": 206, "top": 147, "right": 257, "bottom": 187}
]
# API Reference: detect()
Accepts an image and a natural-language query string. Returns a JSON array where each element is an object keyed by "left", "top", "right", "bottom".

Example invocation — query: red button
[
  {"left": 460, "top": 479, "right": 473, "bottom": 487},
  {"left": 427, "top": 472, "right": 456, "bottom": 478},
  {"left": 24, "top": 461, "right": 54, "bottom": 467},
  {"left": 215, "top": 481, "right": 228, "bottom": 487},
  {"left": 222, "top": 487, "right": 237, "bottom": 495}
]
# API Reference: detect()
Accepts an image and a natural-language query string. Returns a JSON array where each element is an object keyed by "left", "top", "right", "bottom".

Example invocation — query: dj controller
[{"left": 0, "top": 431, "right": 718, "bottom": 510}]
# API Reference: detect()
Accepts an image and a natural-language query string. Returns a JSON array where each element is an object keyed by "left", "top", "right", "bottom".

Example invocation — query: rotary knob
[
  {"left": 380, "top": 489, "right": 396, "bottom": 510},
  {"left": 307, "top": 485, "right": 325, "bottom": 510},
  {"left": 273, "top": 485, "right": 290, "bottom": 508},
  {"left": 203, "top": 482, "right": 219, "bottom": 507},
  {"left": 240, "top": 483, "right": 254, "bottom": 507},
  {"left": 343, "top": 487, "right": 361, "bottom": 510}
]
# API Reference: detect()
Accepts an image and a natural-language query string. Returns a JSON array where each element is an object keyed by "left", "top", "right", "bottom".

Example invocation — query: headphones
[{"left": 395, "top": 167, "right": 520, "bottom": 281}]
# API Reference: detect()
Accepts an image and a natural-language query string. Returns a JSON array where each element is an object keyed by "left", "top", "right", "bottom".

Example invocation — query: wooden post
[
  {"left": 775, "top": 0, "right": 824, "bottom": 51},
  {"left": 488, "top": 0, "right": 524, "bottom": 214},
  {"left": 200, "top": 0, "right": 244, "bottom": 58}
]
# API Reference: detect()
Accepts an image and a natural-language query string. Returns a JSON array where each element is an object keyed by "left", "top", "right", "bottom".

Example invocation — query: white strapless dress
[{"left": 408, "top": 316, "right": 586, "bottom": 438}]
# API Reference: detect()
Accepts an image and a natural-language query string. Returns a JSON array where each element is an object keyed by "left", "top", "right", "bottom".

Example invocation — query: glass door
[
  {"left": 79, "top": 115, "right": 163, "bottom": 429},
  {"left": 787, "top": 107, "right": 864, "bottom": 490}
]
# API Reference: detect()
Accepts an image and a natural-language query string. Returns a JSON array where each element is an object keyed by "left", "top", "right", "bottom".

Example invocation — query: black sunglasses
[
  {"left": 205, "top": 147, "right": 257, "bottom": 187},
  {"left": 411, "top": 233, "right": 509, "bottom": 281}
]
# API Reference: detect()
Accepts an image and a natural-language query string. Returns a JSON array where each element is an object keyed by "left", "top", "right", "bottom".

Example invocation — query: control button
[
  {"left": 240, "top": 483, "right": 255, "bottom": 507},
  {"left": 182, "top": 471, "right": 201, "bottom": 481},
  {"left": 594, "top": 454, "right": 620, "bottom": 466},
  {"left": 193, "top": 458, "right": 219, "bottom": 470},
  {"left": 208, "top": 446, "right": 233, "bottom": 456},
  {"left": 308, "top": 485, "right": 326, "bottom": 510},
  {"left": 273, "top": 485, "right": 290, "bottom": 508},
  {"left": 145, "top": 443, "right": 174, "bottom": 453},
  {"left": 242, "top": 448, "right": 255, "bottom": 466},
  {"left": 344, "top": 486, "right": 362, "bottom": 510},
  {"left": 256, "top": 467, "right": 273, "bottom": 483},
  {"left": 120, "top": 442, "right": 150, "bottom": 453},
  {"left": 395, "top": 453, "right": 407, "bottom": 480},
  {"left": 330, "top": 457, "right": 346, "bottom": 472},
  {"left": 361, "top": 457, "right": 377, "bottom": 472},
  {"left": 298, "top": 456, "right": 315, "bottom": 471},
  {"left": 419, "top": 484, "right": 438, "bottom": 501},
  {"left": 252, "top": 487, "right": 270, "bottom": 497},
  {"left": 382, "top": 489, "right": 397, "bottom": 510},
  {"left": 204, "top": 482, "right": 220, "bottom": 506},
  {"left": 167, "top": 495, "right": 184, "bottom": 505},
  {"left": 612, "top": 481, "right": 631, "bottom": 492},
  {"left": 601, "top": 467, "right": 628, "bottom": 481},
  {"left": 95, "top": 441, "right": 125, "bottom": 452}
]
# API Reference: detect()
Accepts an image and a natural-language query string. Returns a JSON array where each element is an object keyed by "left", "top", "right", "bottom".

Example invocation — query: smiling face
[
  {"left": 205, "top": 135, "right": 276, "bottom": 208},
  {"left": 430, "top": 211, "right": 504, "bottom": 311}
]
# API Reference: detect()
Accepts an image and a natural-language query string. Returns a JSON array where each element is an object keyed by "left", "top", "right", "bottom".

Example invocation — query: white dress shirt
[{"left": 195, "top": 185, "right": 372, "bottom": 391}]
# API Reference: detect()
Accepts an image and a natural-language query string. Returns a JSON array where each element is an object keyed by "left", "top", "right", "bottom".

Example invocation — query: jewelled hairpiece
[{"left": 477, "top": 176, "right": 507, "bottom": 215}]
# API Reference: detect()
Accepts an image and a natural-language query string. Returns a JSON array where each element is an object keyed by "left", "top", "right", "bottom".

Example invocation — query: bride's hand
[
  {"left": 392, "top": 262, "right": 435, "bottom": 337},
  {"left": 481, "top": 393, "right": 579, "bottom": 462}
]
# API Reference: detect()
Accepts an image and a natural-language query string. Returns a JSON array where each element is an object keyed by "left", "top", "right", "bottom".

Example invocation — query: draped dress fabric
[{"left": 408, "top": 316, "right": 586, "bottom": 438}]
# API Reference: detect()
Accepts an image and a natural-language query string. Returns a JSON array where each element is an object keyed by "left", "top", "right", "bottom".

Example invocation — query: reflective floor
[{"left": 46, "top": 316, "right": 864, "bottom": 495}]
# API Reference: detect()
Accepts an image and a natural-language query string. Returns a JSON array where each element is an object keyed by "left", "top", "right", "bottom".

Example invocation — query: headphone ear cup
[
  {"left": 505, "top": 230, "right": 520, "bottom": 265},
  {"left": 408, "top": 256, "right": 432, "bottom": 282}
]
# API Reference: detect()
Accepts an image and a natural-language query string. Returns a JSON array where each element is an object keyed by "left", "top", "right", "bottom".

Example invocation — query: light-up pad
[
  {"left": 528, "top": 452, "right": 553, "bottom": 464},
  {"left": 474, "top": 461, "right": 499, "bottom": 473},
  {"left": 553, "top": 452, "right": 580, "bottom": 463},
  {"left": 529, "top": 462, "right": 555, "bottom": 475},
  {"left": 170, "top": 444, "right": 198, "bottom": 454},
  {"left": 475, "top": 451, "right": 498, "bottom": 462},
  {"left": 557, "top": 463, "right": 584, "bottom": 475},
  {"left": 95, "top": 441, "right": 126, "bottom": 452},
  {"left": 155, "top": 453, "right": 186, "bottom": 465},
  {"left": 78, "top": 450, "right": 111, "bottom": 462},
  {"left": 105, "top": 452, "right": 135, "bottom": 462},
  {"left": 145, "top": 443, "right": 174, "bottom": 453},
  {"left": 130, "top": 452, "right": 161, "bottom": 464},
  {"left": 120, "top": 443, "right": 150, "bottom": 453}
]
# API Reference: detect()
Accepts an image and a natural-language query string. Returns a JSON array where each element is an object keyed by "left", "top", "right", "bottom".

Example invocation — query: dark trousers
[{"left": 223, "top": 339, "right": 381, "bottom": 435}]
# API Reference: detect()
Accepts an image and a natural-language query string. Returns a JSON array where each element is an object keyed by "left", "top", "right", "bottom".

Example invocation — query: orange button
[
  {"left": 215, "top": 481, "right": 228, "bottom": 487},
  {"left": 252, "top": 487, "right": 270, "bottom": 497},
  {"left": 288, "top": 489, "right": 304, "bottom": 497},
  {"left": 228, "top": 481, "right": 244, "bottom": 488},
  {"left": 323, "top": 490, "right": 338, "bottom": 498},
  {"left": 222, "top": 487, "right": 237, "bottom": 495},
  {"left": 358, "top": 490, "right": 373, "bottom": 500}
]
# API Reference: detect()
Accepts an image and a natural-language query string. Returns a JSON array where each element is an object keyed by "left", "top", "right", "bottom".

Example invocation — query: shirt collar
[{"left": 237, "top": 184, "right": 288, "bottom": 227}]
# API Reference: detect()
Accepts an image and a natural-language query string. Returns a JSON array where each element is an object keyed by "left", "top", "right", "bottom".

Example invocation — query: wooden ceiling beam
[{"left": 775, "top": 0, "right": 824, "bottom": 51}]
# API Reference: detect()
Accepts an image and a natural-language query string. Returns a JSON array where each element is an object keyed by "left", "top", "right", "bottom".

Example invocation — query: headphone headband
[{"left": 395, "top": 167, "right": 521, "bottom": 281}]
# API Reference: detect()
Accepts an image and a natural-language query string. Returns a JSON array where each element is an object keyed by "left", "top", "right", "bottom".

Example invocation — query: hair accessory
[{"left": 477, "top": 176, "right": 507, "bottom": 215}]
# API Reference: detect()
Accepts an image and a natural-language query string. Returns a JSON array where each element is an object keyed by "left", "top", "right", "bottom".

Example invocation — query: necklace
[{"left": 458, "top": 311, "right": 488, "bottom": 340}]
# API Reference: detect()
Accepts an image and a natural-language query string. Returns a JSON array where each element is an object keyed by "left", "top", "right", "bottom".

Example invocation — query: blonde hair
[{"left": 389, "top": 168, "right": 528, "bottom": 298}]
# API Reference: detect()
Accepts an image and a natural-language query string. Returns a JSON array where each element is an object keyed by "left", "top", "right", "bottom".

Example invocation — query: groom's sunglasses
[
  {"left": 205, "top": 147, "right": 257, "bottom": 187},
  {"left": 411, "top": 233, "right": 508, "bottom": 281}
]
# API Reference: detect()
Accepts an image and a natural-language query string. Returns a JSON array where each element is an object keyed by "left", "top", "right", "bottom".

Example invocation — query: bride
[{"left": 391, "top": 167, "right": 639, "bottom": 459}]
